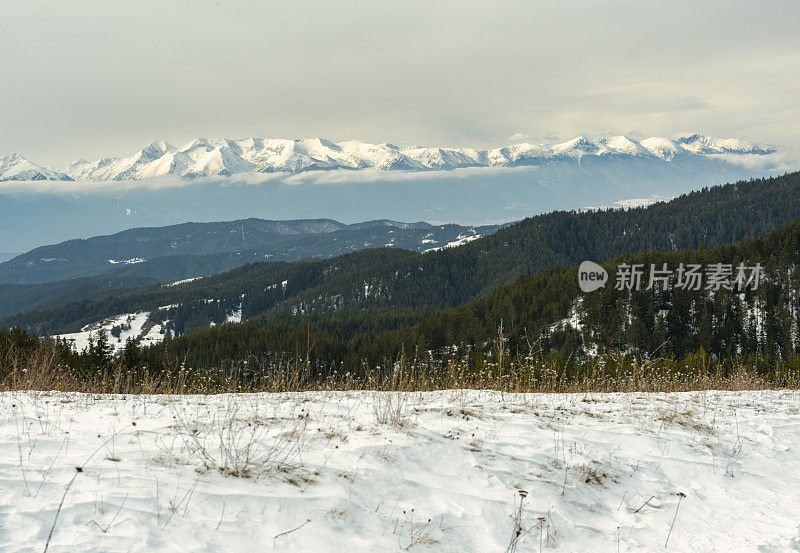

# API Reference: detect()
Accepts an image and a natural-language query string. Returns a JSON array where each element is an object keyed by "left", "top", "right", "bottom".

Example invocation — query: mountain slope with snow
[
  {"left": 0, "top": 134, "right": 782, "bottom": 182},
  {"left": 0, "top": 153, "right": 72, "bottom": 182}
]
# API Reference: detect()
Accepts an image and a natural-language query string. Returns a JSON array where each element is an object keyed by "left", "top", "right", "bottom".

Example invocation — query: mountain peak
[
  {"left": 1, "top": 133, "right": 784, "bottom": 182},
  {"left": 553, "top": 136, "right": 600, "bottom": 156},
  {"left": 674, "top": 133, "right": 706, "bottom": 143},
  {"left": 0, "top": 153, "right": 72, "bottom": 182},
  {"left": 142, "top": 140, "right": 175, "bottom": 153}
]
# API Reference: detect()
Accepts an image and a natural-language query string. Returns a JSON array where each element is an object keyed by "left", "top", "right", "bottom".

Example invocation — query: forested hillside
[
  {"left": 146, "top": 216, "right": 800, "bottom": 372},
  {"left": 0, "top": 218, "right": 498, "bottom": 284},
  {"left": 0, "top": 276, "right": 157, "bottom": 319},
  {"left": 4, "top": 172, "right": 800, "bottom": 344}
]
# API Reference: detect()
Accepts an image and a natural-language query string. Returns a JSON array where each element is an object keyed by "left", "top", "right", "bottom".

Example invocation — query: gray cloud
[{"left": 1, "top": 0, "right": 798, "bottom": 166}]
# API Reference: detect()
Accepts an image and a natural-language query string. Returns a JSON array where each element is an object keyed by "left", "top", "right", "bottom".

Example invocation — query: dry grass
[
  {"left": 172, "top": 399, "right": 307, "bottom": 479},
  {"left": 372, "top": 393, "right": 412, "bottom": 427},
  {"left": 1, "top": 354, "right": 196, "bottom": 395},
  {"left": 1, "top": 342, "right": 798, "bottom": 395}
]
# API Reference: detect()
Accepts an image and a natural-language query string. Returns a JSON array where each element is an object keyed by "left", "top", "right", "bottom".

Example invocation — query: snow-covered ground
[
  {"left": 163, "top": 276, "right": 204, "bottom": 287},
  {"left": 1, "top": 390, "right": 798, "bottom": 552},
  {"left": 56, "top": 311, "right": 169, "bottom": 354},
  {"left": 107, "top": 257, "right": 147, "bottom": 265},
  {"left": 423, "top": 231, "right": 481, "bottom": 253}
]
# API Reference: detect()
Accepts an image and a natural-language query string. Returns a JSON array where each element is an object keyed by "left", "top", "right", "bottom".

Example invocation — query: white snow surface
[
  {"left": 423, "top": 232, "right": 481, "bottom": 253},
  {"left": 107, "top": 257, "right": 146, "bottom": 265},
  {"left": 225, "top": 304, "right": 243, "bottom": 324},
  {"left": 57, "top": 311, "right": 168, "bottom": 354},
  {"left": 1, "top": 389, "right": 799, "bottom": 552},
  {"left": 163, "top": 276, "right": 203, "bottom": 287},
  {"left": 0, "top": 134, "right": 781, "bottom": 182}
]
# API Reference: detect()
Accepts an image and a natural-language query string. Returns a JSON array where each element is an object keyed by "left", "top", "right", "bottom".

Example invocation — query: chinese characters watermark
[{"left": 578, "top": 262, "right": 763, "bottom": 292}]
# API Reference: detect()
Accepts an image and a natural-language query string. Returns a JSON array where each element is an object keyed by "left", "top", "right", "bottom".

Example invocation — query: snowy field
[{"left": 1, "top": 390, "right": 799, "bottom": 552}]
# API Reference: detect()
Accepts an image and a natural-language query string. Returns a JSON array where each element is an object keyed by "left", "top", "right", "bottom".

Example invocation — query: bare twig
[
  {"left": 43, "top": 469, "right": 80, "bottom": 553},
  {"left": 633, "top": 495, "right": 655, "bottom": 513},
  {"left": 89, "top": 494, "right": 130, "bottom": 534},
  {"left": 664, "top": 492, "right": 686, "bottom": 548},
  {"left": 273, "top": 518, "right": 312, "bottom": 544}
]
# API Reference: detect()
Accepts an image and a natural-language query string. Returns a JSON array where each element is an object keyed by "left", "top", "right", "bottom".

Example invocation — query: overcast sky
[{"left": 2, "top": 0, "right": 798, "bottom": 166}]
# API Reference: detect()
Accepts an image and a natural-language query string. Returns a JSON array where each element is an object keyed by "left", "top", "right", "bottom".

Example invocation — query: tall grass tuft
[{"left": 2, "top": 335, "right": 798, "bottom": 395}]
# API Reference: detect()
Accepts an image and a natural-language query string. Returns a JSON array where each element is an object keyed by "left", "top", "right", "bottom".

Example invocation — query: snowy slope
[
  {"left": 4, "top": 134, "right": 781, "bottom": 182},
  {"left": 1, "top": 389, "right": 799, "bottom": 552},
  {"left": 57, "top": 311, "right": 170, "bottom": 353},
  {"left": 0, "top": 153, "right": 72, "bottom": 182}
]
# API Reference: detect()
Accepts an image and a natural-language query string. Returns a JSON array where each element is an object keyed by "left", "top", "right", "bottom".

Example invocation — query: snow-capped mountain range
[
  {"left": 0, "top": 153, "right": 73, "bottom": 182},
  {"left": 0, "top": 134, "right": 778, "bottom": 182}
]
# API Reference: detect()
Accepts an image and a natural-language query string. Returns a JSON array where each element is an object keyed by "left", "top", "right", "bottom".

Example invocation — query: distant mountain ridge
[
  {"left": 0, "top": 134, "right": 779, "bottom": 182},
  {"left": 0, "top": 218, "right": 499, "bottom": 285}
]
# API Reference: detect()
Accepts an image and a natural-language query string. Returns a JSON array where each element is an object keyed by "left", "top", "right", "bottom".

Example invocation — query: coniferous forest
[{"left": 3, "top": 172, "right": 800, "bottom": 388}]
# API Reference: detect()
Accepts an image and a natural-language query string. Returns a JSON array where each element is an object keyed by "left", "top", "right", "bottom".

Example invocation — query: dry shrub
[
  {"left": 173, "top": 398, "right": 307, "bottom": 479},
  {"left": 372, "top": 392, "right": 412, "bottom": 427}
]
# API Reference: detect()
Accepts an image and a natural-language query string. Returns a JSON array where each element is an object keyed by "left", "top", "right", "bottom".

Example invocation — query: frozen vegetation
[{"left": 1, "top": 390, "right": 798, "bottom": 552}]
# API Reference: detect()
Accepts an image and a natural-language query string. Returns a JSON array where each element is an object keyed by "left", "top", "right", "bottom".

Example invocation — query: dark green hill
[
  {"left": 152, "top": 215, "right": 800, "bottom": 371},
  {"left": 0, "top": 276, "right": 158, "bottom": 319},
  {"left": 4, "top": 172, "right": 800, "bottom": 342}
]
